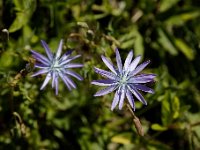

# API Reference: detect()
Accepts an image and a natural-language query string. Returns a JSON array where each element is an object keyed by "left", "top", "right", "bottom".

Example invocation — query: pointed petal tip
[
  {"left": 91, "top": 81, "right": 95, "bottom": 85},
  {"left": 40, "top": 40, "right": 45, "bottom": 44},
  {"left": 93, "top": 94, "right": 99, "bottom": 97},
  {"left": 100, "top": 55, "right": 105, "bottom": 59},
  {"left": 129, "top": 50, "right": 133, "bottom": 54},
  {"left": 151, "top": 90, "right": 155, "bottom": 94},
  {"left": 30, "top": 49, "right": 37, "bottom": 54}
]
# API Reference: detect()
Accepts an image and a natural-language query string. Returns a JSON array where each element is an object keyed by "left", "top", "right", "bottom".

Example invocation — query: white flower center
[
  {"left": 50, "top": 58, "right": 61, "bottom": 71},
  {"left": 119, "top": 72, "right": 128, "bottom": 85}
]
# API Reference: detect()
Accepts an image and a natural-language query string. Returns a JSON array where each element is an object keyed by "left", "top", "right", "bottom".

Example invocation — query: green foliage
[{"left": 0, "top": 0, "right": 200, "bottom": 149}]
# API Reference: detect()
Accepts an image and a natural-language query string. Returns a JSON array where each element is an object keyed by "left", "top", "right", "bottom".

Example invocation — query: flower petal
[
  {"left": 128, "top": 74, "right": 155, "bottom": 83},
  {"left": 41, "top": 40, "right": 53, "bottom": 60},
  {"left": 94, "top": 85, "right": 117, "bottom": 96},
  {"left": 101, "top": 55, "right": 117, "bottom": 74},
  {"left": 129, "top": 55, "right": 141, "bottom": 72},
  {"left": 111, "top": 91, "right": 120, "bottom": 111},
  {"left": 115, "top": 48, "right": 123, "bottom": 73},
  {"left": 64, "top": 63, "right": 83, "bottom": 68},
  {"left": 59, "top": 50, "right": 73, "bottom": 62},
  {"left": 63, "top": 70, "right": 83, "bottom": 81},
  {"left": 35, "top": 63, "right": 49, "bottom": 68},
  {"left": 134, "top": 84, "right": 154, "bottom": 94},
  {"left": 55, "top": 75, "right": 59, "bottom": 95},
  {"left": 52, "top": 72, "right": 56, "bottom": 88},
  {"left": 94, "top": 67, "right": 116, "bottom": 80},
  {"left": 52, "top": 72, "right": 59, "bottom": 95},
  {"left": 55, "top": 39, "right": 63, "bottom": 59},
  {"left": 58, "top": 72, "right": 72, "bottom": 90},
  {"left": 64, "top": 75, "right": 76, "bottom": 89},
  {"left": 128, "top": 85, "right": 147, "bottom": 105},
  {"left": 126, "top": 90, "right": 135, "bottom": 111},
  {"left": 124, "top": 50, "right": 133, "bottom": 71},
  {"left": 130, "top": 60, "right": 150, "bottom": 76},
  {"left": 119, "top": 86, "right": 126, "bottom": 110},
  {"left": 31, "top": 50, "right": 50, "bottom": 65},
  {"left": 134, "top": 74, "right": 156, "bottom": 79},
  {"left": 31, "top": 69, "right": 49, "bottom": 77},
  {"left": 60, "top": 55, "right": 81, "bottom": 66},
  {"left": 40, "top": 73, "right": 51, "bottom": 90},
  {"left": 91, "top": 79, "right": 116, "bottom": 86}
]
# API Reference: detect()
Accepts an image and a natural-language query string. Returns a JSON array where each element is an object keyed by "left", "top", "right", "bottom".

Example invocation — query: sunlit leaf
[
  {"left": 151, "top": 123, "right": 168, "bottom": 131},
  {"left": 159, "top": 0, "right": 179, "bottom": 12},
  {"left": 111, "top": 133, "right": 131, "bottom": 144},
  {"left": 161, "top": 91, "right": 172, "bottom": 126},
  {"left": 157, "top": 28, "right": 178, "bottom": 55},
  {"left": 165, "top": 10, "right": 200, "bottom": 26},
  {"left": 172, "top": 96, "right": 180, "bottom": 119},
  {"left": 175, "top": 38, "right": 194, "bottom": 60},
  {"left": 9, "top": 0, "right": 36, "bottom": 32}
]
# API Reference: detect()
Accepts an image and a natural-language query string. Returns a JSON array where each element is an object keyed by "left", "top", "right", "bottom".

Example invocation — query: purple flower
[
  {"left": 92, "top": 49, "right": 156, "bottom": 111},
  {"left": 31, "top": 39, "right": 83, "bottom": 95}
]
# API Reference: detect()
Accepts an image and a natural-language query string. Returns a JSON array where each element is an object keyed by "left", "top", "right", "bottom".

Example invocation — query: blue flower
[
  {"left": 31, "top": 39, "right": 83, "bottom": 95},
  {"left": 92, "top": 49, "right": 156, "bottom": 111}
]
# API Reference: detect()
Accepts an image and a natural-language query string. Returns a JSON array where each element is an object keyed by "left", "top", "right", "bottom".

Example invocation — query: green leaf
[
  {"left": 175, "top": 38, "right": 195, "bottom": 60},
  {"left": 165, "top": 10, "right": 200, "bottom": 26},
  {"left": 159, "top": 0, "right": 179, "bottom": 12},
  {"left": 119, "top": 26, "right": 144, "bottom": 56},
  {"left": 9, "top": 12, "right": 29, "bottom": 33},
  {"left": 111, "top": 133, "right": 132, "bottom": 144},
  {"left": 157, "top": 28, "right": 178, "bottom": 55},
  {"left": 151, "top": 124, "right": 168, "bottom": 131},
  {"left": 161, "top": 91, "right": 172, "bottom": 126},
  {"left": 172, "top": 96, "right": 180, "bottom": 119},
  {"left": 134, "top": 29, "right": 144, "bottom": 56},
  {"left": 9, "top": 0, "right": 36, "bottom": 33}
]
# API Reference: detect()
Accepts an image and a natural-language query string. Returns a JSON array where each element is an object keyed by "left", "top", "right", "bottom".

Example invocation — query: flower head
[
  {"left": 92, "top": 49, "right": 156, "bottom": 111},
  {"left": 31, "top": 39, "right": 83, "bottom": 95}
]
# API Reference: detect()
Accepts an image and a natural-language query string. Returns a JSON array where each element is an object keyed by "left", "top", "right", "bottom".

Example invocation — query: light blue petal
[
  {"left": 94, "top": 67, "right": 116, "bottom": 80},
  {"left": 94, "top": 85, "right": 117, "bottom": 96},
  {"left": 64, "top": 63, "right": 83, "bottom": 68},
  {"left": 63, "top": 70, "right": 83, "bottom": 81},
  {"left": 55, "top": 39, "right": 63, "bottom": 59},
  {"left": 129, "top": 55, "right": 141, "bottom": 72},
  {"left": 64, "top": 75, "right": 76, "bottom": 89},
  {"left": 111, "top": 91, "right": 120, "bottom": 111},
  {"left": 58, "top": 72, "right": 72, "bottom": 90},
  {"left": 119, "top": 86, "right": 125, "bottom": 110},
  {"left": 31, "top": 69, "right": 49, "bottom": 77},
  {"left": 91, "top": 79, "right": 116, "bottom": 86},
  {"left": 40, "top": 73, "right": 51, "bottom": 90},
  {"left": 126, "top": 90, "right": 135, "bottom": 111},
  {"left": 128, "top": 75, "right": 155, "bottom": 83},
  {"left": 59, "top": 50, "right": 73, "bottom": 62},
  {"left": 124, "top": 50, "right": 133, "bottom": 71},
  {"left": 31, "top": 50, "right": 50, "bottom": 65},
  {"left": 60, "top": 55, "right": 81, "bottom": 66},
  {"left": 115, "top": 48, "right": 123, "bottom": 73},
  {"left": 101, "top": 55, "right": 117, "bottom": 74},
  {"left": 41, "top": 40, "right": 53, "bottom": 60},
  {"left": 128, "top": 85, "right": 147, "bottom": 105},
  {"left": 52, "top": 72, "right": 56, "bottom": 88},
  {"left": 35, "top": 63, "right": 49, "bottom": 68},
  {"left": 134, "top": 84, "right": 154, "bottom": 94},
  {"left": 130, "top": 60, "right": 150, "bottom": 76},
  {"left": 54, "top": 75, "right": 59, "bottom": 95}
]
